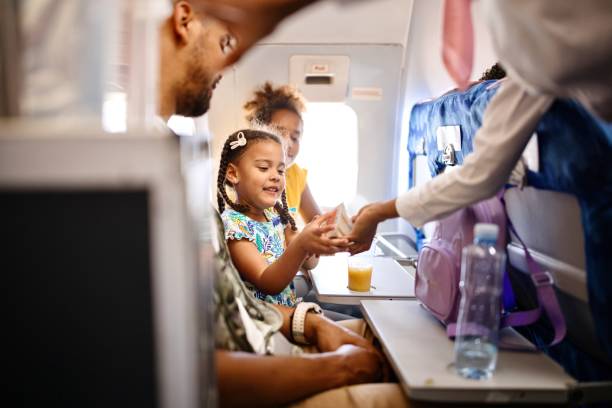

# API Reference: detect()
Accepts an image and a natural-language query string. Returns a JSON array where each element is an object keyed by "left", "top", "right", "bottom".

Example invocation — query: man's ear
[
  {"left": 172, "top": 1, "right": 196, "bottom": 45},
  {"left": 226, "top": 163, "right": 239, "bottom": 185}
]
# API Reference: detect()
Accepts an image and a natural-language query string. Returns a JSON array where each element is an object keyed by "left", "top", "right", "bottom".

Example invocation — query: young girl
[
  {"left": 217, "top": 129, "right": 346, "bottom": 307},
  {"left": 244, "top": 82, "right": 321, "bottom": 223}
]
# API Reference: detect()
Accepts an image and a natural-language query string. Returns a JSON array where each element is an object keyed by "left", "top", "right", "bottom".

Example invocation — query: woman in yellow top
[{"left": 244, "top": 82, "right": 321, "bottom": 223}]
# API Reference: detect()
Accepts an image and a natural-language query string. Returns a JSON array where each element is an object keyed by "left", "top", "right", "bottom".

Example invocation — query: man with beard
[
  {"left": 159, "top": 2, "right": 407, "bottom": 407},
  {"left": 158, "top": 1, "right": 228, "bottom": 119}
]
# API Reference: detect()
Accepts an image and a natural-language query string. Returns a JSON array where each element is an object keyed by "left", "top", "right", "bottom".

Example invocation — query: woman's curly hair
[{"left": 244, "top": 81, "right": 306, "bottom": 124}]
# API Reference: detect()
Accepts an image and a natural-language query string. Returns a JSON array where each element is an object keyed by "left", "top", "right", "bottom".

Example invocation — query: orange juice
[{"left": 348, "top": 261, "right": 373, "bottom": 292}]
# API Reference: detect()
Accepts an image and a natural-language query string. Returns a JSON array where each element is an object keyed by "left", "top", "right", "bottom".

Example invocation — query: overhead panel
[
  {"left": 289, "top": 55, "right": 350, "bottom": 102},
  {"left": 262, "top": 0, "right": 413, "bottom": 46}
]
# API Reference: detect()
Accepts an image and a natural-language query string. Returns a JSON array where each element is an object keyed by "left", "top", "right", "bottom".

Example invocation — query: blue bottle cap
[{"left": 474, "top": 223, "right": 499, "bottom": 242}]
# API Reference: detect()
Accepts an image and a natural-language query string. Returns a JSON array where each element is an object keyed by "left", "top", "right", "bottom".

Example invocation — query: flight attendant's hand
[
  {"left": 348, "top": 204, "right": 379, "bottom": 255},
  {"left": 194, "top": 0, "right": 318, "bottom": 66},
  {"left": 348, "top": 200, "right": 399, "bottom": 255}
]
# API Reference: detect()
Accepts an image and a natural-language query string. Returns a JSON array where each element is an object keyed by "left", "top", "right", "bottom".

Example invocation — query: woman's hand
[{"left": 296, "top": 210, "right": 349, "bottom": 255}]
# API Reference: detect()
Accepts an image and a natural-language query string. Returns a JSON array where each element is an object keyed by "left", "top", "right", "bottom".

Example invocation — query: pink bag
[
  {"left": 414, "top": 193, "right": 566, "bottom": 345},
  {"left": 415, "top": 195, "right": 506, "bottom": 326}
]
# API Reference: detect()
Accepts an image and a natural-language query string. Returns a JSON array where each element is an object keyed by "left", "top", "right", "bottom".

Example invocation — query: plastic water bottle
[{"left": 454, "top": 223, "right": 506, "bottom": 380}]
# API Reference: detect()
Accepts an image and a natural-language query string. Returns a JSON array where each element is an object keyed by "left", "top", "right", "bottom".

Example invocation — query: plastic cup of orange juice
[{"left": 347, "top": 257, "right": 373, "bottom": 292}]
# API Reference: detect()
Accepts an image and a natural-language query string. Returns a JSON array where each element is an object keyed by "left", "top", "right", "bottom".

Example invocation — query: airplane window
[
  {"left": 102, "top": 91, "right": 127, "bottom": 133},
  {"left": 167, "top": 115, "right": 196, "bottom": 137},
  {"left": 298, "top": 103, "right": 358, "bottom": 208},
  {"left": 102, "top": 91, "right": 196, "bottom": 137}
]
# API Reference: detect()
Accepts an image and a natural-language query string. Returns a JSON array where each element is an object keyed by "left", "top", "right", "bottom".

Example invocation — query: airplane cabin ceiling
[{"left": 261, "top": 0, "right": 414, "bottom": 46}]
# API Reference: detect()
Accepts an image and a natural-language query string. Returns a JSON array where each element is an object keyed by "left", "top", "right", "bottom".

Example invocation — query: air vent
[
  {"left": 305, "top": 75, "right": 334, "bottom": 85},
  {"left": 289, "top": 55, "right": 350, "bottom": 102}
]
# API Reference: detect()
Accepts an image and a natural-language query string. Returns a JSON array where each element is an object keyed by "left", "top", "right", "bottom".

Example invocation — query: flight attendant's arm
[{"left": 349, "top": 78, "right": 553, "bottom": 253}]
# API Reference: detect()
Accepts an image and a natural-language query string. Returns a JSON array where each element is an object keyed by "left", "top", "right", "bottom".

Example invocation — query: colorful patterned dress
[{"left": 222, "top": 208, "right": 297, "bottom": 307}]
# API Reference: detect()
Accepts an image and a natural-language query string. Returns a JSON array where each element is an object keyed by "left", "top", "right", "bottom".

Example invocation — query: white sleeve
[{"left": 396, "top": 78, "right": 553, "bottom": 228}]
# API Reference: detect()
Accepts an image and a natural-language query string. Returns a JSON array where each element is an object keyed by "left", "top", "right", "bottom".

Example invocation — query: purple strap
[
  {"left": 448, "top": 194, "right": 567, "bottom": 348},
  {"left": 501, "top": 217, "right": 566, "bottom": 346},
  {"left": 499, "top": 189, "right": 566, "bottom": 345}
]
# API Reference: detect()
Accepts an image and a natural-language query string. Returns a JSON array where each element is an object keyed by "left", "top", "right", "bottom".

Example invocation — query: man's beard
[{"left": 174, "top": 55, "right": 214, "bottom": 117}]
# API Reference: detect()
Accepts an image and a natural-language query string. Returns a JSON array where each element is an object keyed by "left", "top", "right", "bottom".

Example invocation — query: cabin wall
[
  {"left": 209, "top": 45, "right": 403, "bottom": 219},
  {"left": 208, "top": 0, "right": 414, "bottom": 232},
  {"left": 207, "top": 0, "right": 498, "bottom": 235}
]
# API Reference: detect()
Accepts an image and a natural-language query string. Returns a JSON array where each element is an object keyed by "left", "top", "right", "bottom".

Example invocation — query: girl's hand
[{"left": 296, "top": 211, "right": 349, "bottom": 255}]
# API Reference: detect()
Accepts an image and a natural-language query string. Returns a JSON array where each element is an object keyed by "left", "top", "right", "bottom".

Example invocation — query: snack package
[{"left": 328, "top": 203, "right": 353, "bottom": 238}]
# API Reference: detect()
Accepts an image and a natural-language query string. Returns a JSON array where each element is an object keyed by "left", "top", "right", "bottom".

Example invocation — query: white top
[
  {"left": 397, "top": 78, "right": 553, "bottom": 227},
  {"left": 397, "top": 0, "right": 612, "bottom": 227},
  {"left": 335, "top": 0, "right": 612, "bottom": 120},
  {"left": 483, "top": 0, "right": 612, "bottom": 121},
  {"left": 308, "top": 255, "right": 415, "bottom": 305},
  {"left": 361, "top": 300, "right": 575, "bottom": 404}
]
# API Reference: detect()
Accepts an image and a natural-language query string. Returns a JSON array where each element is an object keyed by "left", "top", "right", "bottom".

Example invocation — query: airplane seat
[
  {"left": 0, "top": 126, "right": 209, "bottom": 408},
  {"left": 509, "top": 98, "right": 612, "bottom": 381},
  {"left": 504, "top": 188, "right": 612, "bottom": 381},
  {"left": 407, "top": 82, "right": 612, "bottom": 381}
]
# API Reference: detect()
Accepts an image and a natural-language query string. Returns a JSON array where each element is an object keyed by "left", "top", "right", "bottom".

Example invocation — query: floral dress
[
  {"left": 213, "top": 209, "right": 282, "bottom": 354},
  {"left": 222, "top": 208, "right": 297, "bottom": 307}
]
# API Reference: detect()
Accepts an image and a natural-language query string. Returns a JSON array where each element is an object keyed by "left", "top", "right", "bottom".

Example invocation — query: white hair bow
[{"left": 230, "top": 132, "right": 247, "bottom": 150}]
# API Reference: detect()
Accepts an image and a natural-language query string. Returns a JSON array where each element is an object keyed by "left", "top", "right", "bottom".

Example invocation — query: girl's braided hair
[
  {"left": 243, "top": 81, "right": 306, "bottom": 125},
  {"left": 217, "top": 129, "right": 297, "bottom": 231}
]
